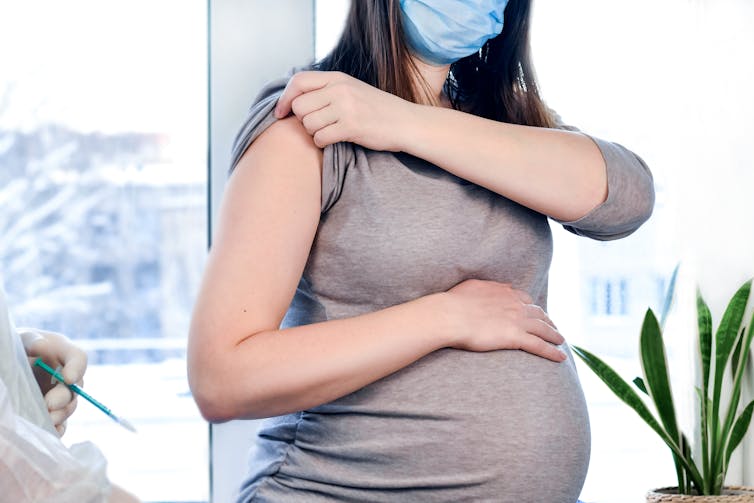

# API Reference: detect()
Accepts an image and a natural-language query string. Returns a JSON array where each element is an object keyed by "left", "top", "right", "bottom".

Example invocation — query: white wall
[{"left": 533, "top": 0, "right": 754, "bottom": 496}]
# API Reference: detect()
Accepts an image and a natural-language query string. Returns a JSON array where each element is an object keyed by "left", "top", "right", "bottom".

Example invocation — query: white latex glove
[
  {"left": 110, "top": 484, "right": 142, "bottom": 503},
  {"left": 18, "top": 328, "right": 88, "bottom": 436}
]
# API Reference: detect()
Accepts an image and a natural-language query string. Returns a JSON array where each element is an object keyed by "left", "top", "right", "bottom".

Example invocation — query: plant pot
[{"left": 647, "top": 486, "right": 754, "bottom": 502}]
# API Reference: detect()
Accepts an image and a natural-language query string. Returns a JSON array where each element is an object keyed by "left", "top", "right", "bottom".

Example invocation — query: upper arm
[{"left": 189, "top": 116, "right": 323, "bottom": 368}]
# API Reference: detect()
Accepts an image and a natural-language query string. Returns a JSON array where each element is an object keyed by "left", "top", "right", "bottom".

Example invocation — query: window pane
[{"left": 0, "top": 1, "right": 208, "bottom": 501}]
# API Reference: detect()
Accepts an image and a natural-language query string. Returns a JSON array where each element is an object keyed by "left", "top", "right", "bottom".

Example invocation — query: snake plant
[{"left": 573, "top": 271, "right": 754, "bottom": 495}]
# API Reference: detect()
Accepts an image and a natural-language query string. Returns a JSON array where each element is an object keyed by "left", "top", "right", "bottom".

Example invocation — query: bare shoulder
[
  {"left": 234, "top": 116, "right": 323, "bottom": 178},
  {"left": 215, "top": 115, "right": 323, "bottom": 249}
]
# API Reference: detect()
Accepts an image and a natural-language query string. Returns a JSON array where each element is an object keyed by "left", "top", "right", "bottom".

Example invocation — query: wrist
[
  {"left": 421, "top": 292, "right": 461, "bottom": 349},
  {"left": 394, "top": 101, "right": 425, "bottom": 153}
]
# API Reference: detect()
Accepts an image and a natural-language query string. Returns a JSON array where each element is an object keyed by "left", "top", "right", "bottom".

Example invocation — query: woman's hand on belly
[{"left": 439, "top": 279, "right": 567, "bottom": 362}]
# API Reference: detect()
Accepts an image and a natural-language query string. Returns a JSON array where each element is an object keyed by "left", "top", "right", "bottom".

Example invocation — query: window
[
  {"left": 0, "top": 1, "right": 209, "bottom": 501},
  {"left": 588, "top": 277, "right": 632, "bottom": 317}
]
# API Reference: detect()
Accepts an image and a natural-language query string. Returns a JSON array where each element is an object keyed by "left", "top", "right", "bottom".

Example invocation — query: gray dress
[{"left": 230, "top": 74, "right": 655, "bottom": 503}]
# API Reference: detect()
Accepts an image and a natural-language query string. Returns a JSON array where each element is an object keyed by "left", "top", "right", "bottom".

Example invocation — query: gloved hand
[{"left": 17, "top": 328, "right": 88, "bottom": 436}]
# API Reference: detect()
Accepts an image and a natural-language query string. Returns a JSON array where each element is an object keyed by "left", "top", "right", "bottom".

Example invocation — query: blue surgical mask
[{"left": 399, "top": 0, "right": 509, "bottom": 66}]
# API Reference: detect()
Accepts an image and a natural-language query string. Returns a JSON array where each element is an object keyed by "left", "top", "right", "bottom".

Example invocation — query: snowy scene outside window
[
  {"left": 0, "top": 1, "right": 208, "bottom": 501},
  {"left": 2, "top": 1, "right": 752, "bottom": 502}
]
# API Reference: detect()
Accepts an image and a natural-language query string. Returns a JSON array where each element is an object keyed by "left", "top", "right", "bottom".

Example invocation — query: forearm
[
  {"left": 189, "top": 292, "right": 452, "bottom": 422},
  {"left": 401, "top": 104, "right": 608, "bottom": 222}
]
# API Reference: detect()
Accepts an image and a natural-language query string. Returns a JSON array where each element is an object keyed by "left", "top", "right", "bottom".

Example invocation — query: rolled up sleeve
[{"left": 554, "top": 132, "right": 655, "bottom": 241}]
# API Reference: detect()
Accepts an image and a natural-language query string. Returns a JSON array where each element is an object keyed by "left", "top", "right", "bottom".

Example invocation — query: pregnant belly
[{"left": 264, "top": 347, "right": 591, "bottom": 502}]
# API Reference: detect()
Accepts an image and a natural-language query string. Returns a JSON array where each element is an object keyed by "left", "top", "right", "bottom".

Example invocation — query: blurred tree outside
[{"left": 0, "top": 83, "right": 206, "bottom": 364}]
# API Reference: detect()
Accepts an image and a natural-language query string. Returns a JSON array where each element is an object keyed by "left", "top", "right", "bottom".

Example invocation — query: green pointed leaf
[
  {"left": 731, "top": 326, "right": 745, "bottom": 380},
  {"left": 714, "top": 471, "right": 725, "bottom": 495},
  {"left": 660, "top": 264, "right": 680, "bottom": 327},
  {"left": 696, "top": 387, "right": 712, "bottom": 492},
  {"left": 633, "top": 376, "right": 648, "bottom": 395},
  {"left": 725, "top": 399, "right": 754, "bottom": 470},
  {"left": 680, "top": 433, "right": 695, "bottom": 494},
  {"left": 640, "top": 309, "right": 681, "bottom": 445},
  {"left": 697, "top": 289, "right": 712, "bottom": 394},
  {"left": 721, "top": 327, "right": 751, "bottom": 437},
  {"left": 696, "top": 288, "right": 713, "bottom": 493},
  {"left": 572, "top": 345, "right": 703, "bottom": 489},
  {"left": 673, "top": 433, "right": 694, "bottom": 493},
  {"left": 572, "top": 345, "right": 662, "bottom": 433},
  {"left": 713, "top": 280, "right": 751, "bottom": 396},
  {"left": 717, "top": 316, "right": 754, "bottom": 478},
  {"left": 711, "top": 280, "right": 751, "bottom": 460}
]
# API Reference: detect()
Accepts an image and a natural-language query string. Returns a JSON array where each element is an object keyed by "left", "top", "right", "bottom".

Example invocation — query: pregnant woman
[{"left": 188, "top": 0, "right": 655, "bottom": 501}]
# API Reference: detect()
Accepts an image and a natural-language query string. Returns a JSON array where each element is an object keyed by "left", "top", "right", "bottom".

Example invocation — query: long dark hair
[{"left": 312, "top": 0, "right": 555, "bottom": 128}]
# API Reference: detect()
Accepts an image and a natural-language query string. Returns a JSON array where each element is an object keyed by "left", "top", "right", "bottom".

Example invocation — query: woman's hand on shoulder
[
  {"left": 440, "top": 279, "right": 567, "bottom": 363},
  {"left": 273, "top": 70, "right": 414, "bottom": 152}
]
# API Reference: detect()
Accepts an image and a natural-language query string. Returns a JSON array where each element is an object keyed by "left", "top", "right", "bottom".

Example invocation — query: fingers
[
  {"left": 25, "top": 329, "right": 88, "bottom": 385},
  {"left": 22, "top": 329, "right": 88, "bottom": 412},
  {"left": 59, "top": 344, "right": 87, "bottom": 386},
  {"left": 290, "top": 89, "right": 331, "bottom": 119},
  {"left": 520, "top": 304, "right": 566, "bottom": 361},
  {"left": 274, "top": 70, "right": 332, "bottom": 119},
  {"left": 20, "top": 328, "right": 50, "bottom": 359},
  {"left": 522, "top": 317, "right": 565, "bottom": 346},
  {"left": 518, "top": 335, "right": 568, "bottom": 362},
  {"left": 17, "top": 327, "right": 44, "bottom": 349},
  {"left": 49, "top": 395, "right": 78, "bottom": 433},
  {"left": 312, "top": 123, "right": 343, "bottom": 148},
  {"left": 524, "top": 304, "right": 557, "bottom": 330},
  {"left": 45, "top": 382, "right": 75, "bottom": 410},
  {"left": 280, "top": 82, "right": 339, "bottom": 144},
  {"left": 301, "top": 107, "right": 338, "bottom": 138}
]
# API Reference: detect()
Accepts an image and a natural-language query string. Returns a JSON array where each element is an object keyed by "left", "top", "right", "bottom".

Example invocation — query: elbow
[
  {"left": 191, "top": 377, "right": 276, "bottom": 422},
  {"left": 187, "top": 337, "right": 275, "bottom": 422},
  {"left": 188, "top": 367, "right": 239, "bottom": 424},
  {"left": 636, "top": 185, "right": 655, "bottom": 228},
  {"left": 641, "top": 171, "right": 656, "bottom": 219},
  {"left": 187, "top": 339, "right": 243, "bottom": 423},
  {"left": 194, "top": 392, "right": 235, "bottom": 424},
  {"left": 187, "top": 319, "right": 287, "bottom": 421},
  {"left": 618, "top": 147, "right": 656, "bottom": 231},
  {"left": 621, "top": 167, "right": 656, "bottom": 233},
  {"left": 569, "top": 155, "right": 656, "bottom": 241}
]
